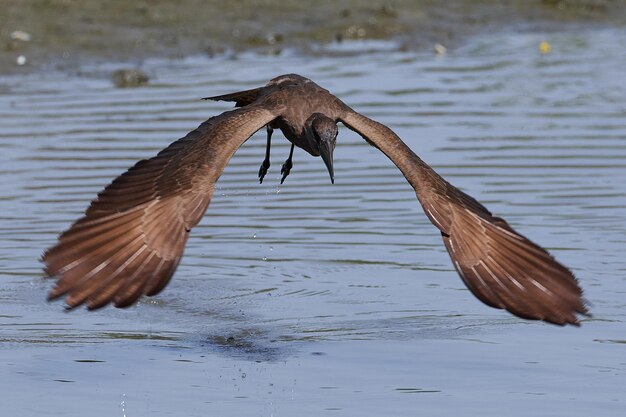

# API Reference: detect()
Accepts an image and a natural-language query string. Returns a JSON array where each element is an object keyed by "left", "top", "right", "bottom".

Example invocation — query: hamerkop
[{"left": 43, "top": 74, "right": 588, "bottom": 325}]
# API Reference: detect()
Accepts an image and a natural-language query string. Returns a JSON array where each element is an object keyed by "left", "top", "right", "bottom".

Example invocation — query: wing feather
[
  {"left": 44, "top": 105, "right": 279, "bottom": 309},
  {"left": 341, "top": 110, "right": 588, "bottom": 325}
]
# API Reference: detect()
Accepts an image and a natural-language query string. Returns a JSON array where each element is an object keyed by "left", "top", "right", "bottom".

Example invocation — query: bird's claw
[
  {"left": 258, "top": 159, "right": 270, "bottom": 183},
  {"left": 280, "top": 160, "right": 292, "bottom": 184}
]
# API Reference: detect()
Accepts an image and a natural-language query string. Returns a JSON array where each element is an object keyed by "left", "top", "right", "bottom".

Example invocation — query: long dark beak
[{"left": 319, "top": 140, "right": 335, "bottom": 184}]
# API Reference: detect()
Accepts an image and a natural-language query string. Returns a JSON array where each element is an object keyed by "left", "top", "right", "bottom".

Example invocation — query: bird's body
[
  {"left": 209, "top": 74, "right": 344, "bottom": 156},
  {"left": 43, "top": 74, "right": 588, "bottom": 325}
]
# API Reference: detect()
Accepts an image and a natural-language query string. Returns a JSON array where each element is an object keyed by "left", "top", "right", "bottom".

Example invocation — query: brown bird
[{"left": 43, "top": 74, "right": 588, "bottom": 325}]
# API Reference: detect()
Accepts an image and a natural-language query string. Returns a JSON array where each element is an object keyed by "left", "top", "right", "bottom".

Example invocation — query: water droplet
[
  {"left": 253, "top": 234, "right": 257, "bottom": 239},
  {"left": 269, "top": 246, "right": 274, "bottom": 251},
  {"left": 262, "top": 256, "right": 267, "bottom": 261},
  {"left": 120, "top": 394, "right": 127, "bottom": 417}
]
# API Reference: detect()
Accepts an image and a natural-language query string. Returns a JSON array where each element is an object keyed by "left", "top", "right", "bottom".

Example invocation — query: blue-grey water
[{"left": 1, "top": 28, "right": 625, "bottom": 416}]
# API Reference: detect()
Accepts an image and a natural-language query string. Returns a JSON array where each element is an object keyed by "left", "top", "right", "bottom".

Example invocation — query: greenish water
[{"left": 1, "top": 28, "right": 625, "bottom": 416}]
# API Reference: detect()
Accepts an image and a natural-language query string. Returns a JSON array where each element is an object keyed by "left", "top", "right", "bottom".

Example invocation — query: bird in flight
[{"left": 43, "top": 74, "right": 588, "bottom": 325}]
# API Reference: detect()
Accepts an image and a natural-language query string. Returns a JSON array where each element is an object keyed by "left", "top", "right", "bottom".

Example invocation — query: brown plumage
[{"left": 43, "top": 74, "right": 588, "bottom": 325}]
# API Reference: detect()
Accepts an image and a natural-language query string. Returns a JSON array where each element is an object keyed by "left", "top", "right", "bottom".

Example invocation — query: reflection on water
[{"left": 1, "top": 29, "right": 625, "bottom": 416}]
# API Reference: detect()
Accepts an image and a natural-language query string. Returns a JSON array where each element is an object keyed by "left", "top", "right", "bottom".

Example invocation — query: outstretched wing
[
  {"left": 340, "top": 110, "right": 588, "bottom": 325},
  {"left": 43, "top": 105, "right": 280, "bottom": 310}
]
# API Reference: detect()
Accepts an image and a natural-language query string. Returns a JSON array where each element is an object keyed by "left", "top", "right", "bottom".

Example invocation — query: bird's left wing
[
  {"left": 340, "top": 110, "right": 588, "bottom": 325},
  {"left": 43, "top": 105, "right": 280, "bottom": 310}
]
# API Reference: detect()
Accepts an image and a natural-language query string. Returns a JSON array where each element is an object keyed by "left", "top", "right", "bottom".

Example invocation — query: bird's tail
[{"left": 203, "top": 87, "right": 263, "bottom": 107}]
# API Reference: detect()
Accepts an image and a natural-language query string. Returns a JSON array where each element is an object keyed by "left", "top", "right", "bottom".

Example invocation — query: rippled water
[{"left": 1, "top": 28, "right": 625, "bottom": 416}]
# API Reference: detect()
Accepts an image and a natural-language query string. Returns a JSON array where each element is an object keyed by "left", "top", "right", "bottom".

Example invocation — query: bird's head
[{"left": 310, "top": 113, "right": 338, "bottom": 184}]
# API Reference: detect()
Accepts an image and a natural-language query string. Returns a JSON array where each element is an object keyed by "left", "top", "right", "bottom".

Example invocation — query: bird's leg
[
  {"left": 258, "top": 125, "right": 273, "bottom": 183},
  {"left": 280, "top": 143, "right": 295, "bottom": 184}
]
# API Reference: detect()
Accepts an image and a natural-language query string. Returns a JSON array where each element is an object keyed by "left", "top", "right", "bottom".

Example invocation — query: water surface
[{"left": 1, "top": 29, "right": 625, "bottom": 416}]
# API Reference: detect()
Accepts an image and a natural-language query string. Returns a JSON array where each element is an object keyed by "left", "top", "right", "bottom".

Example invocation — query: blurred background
[
  {"left": 3, "top": 0, "right": 626, "bottom": 74},
  {"left": 1, "top": 1, "right": 625, "bottom": 416}
]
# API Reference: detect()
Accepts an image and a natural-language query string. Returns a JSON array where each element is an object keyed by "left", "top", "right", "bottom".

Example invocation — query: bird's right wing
[
  {"left": 43, "top": 105, "right": 281, "bottom": 310},
  {"left": 340, "top": 110, "right": 588, "bottom": 325}
]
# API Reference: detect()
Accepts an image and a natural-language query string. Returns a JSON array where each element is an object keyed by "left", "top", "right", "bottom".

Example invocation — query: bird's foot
[
  {"left": 280, "top": 159, "right": 292, "bottom": 184},
  {"left": 258, "top": 159, "right": 270, "bottom": 183}
]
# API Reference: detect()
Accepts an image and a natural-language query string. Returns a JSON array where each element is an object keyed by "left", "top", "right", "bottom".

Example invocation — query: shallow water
[{"left": 1, "top": 28, "right": 625, "bottom": 416}]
